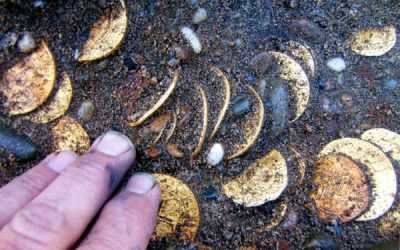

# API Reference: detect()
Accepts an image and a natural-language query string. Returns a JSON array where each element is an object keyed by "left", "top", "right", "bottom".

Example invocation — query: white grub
[
  {"left": 207, "top": 143, "right": 224, "bottom": 166},
  {"left": 180, "top": 26, "right": 202, "bottom": 54},
  {"left": 192, "top": 8, "right": 207, "bottom": 24},
  {"left": 327, "top": 57, "right": 346, "bottom": 72},
  {"left": 17, "top": 33, "right": 36, "bottom": 53}
]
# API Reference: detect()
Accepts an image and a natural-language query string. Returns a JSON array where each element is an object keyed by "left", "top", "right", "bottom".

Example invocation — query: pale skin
[{"left": 0, "top": 131, "right": 161, "bottom": 250}]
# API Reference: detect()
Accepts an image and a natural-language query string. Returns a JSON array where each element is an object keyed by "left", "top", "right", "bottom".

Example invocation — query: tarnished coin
[
  {"left": 78, "top": 0, "right": 128, "bottom": 62},
  {"left": 29, "top": 72, "right": 73, "bottom": 124},
  {"left": 153, "top": 174, "right": 200, "bottom": 241},
  {"left": 349, "top": 25, "right": 396, "bottom": 57},
  {"left": 51, "top": 116, "right": 90, "bottom": 154},
  {"left": 310, "top": 154, "right": 369, "bottom": 223},
  {"left": 223, "top": 149, "right": 288, "bottom": 207},
  {"left": 1, "top": 41, "right": 56, "bottom": 115},
  {"left": 361, "top": 128, "right": 400, "bottom": 165},
  {"left": 319, "top": 138, "right": 397, "bottom": 221}
]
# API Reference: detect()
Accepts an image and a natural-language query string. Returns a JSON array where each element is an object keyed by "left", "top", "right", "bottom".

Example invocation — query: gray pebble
[
  {"left": 250, "top": 52, "right": 272, "bottom": 75},
  {"left": 192, "top": 8, "right": 208, "bottom": 24},
  {"left": 17, "top": 32, "right": 36, "bottom": 53},
  {"left": 168, "top": 58, "right": 180, "bottom": 67},
  {"left": 270, "top": 84, "right": 289, "bottom": 136},
  {"left": 383, "top": 79, "right": 397, "bottom": 90},
  {"left": 0, "top": 32, "right": 18, "bottom": 50},
  {"left": 231, "top": 96, "right": 251, "bottom": 116},
  {"left": 78, "top": 101, "right": 95, "bottom": 122}
]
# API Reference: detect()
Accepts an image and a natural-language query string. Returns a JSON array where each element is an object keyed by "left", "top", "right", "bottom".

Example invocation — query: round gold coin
[
  {"left": 310, "top": 154, "right": 369, "bottom": 222},
  {"left": 1, "top": 41, "right": 56, "bottom": 115},
  {"left": 153, "top": 174, "right": 200, "bottom": 241},
  {"left": 51, "top": 116, "right": 90, "bottom": 154}
]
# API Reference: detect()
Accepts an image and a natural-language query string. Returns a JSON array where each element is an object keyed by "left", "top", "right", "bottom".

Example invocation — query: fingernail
[
  {"left": 93, "top": 131, "right": 134, "bottom": 156},
  {"left": 47, "top": 151, "right": 77, "bottom": 173},
  {"left": 127, "top": 173, "right": 156, "bottom": 194}
]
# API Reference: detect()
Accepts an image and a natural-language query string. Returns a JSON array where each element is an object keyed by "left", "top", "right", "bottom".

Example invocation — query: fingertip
[
  {"left": 91, "top": 130, "right": 135, "bottom": 157},
  {"left": 45, "top": 150, "right": 78, "bottom": 173}
]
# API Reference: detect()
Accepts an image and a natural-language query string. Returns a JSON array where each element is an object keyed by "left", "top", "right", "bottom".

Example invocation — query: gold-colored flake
[
  {"left": 78, "top": 0, "right": 128, "bottom": 62},
  {"left": 319, "top": 138, "right": 397, "bottom": 221},
  {"left": 153, "top": 174, "right": 200, "bottom": 241},
  {"left": 29, "top": 72, "right": 73, "bottom": 124},
  {"left": 51, "top": 116, "right": 90, "bottom": 154},
  {"left": 1, "top": 41, "right": 56, "bottom": 115},
  {"left": 223, "top": 150, "right": 288, "bottom": 207},
  {"left": 310, "top": 154, "right": 369, "bottom": 223},
  {"left": 349, "top": 25, "right": 396, "bottom": 56}
]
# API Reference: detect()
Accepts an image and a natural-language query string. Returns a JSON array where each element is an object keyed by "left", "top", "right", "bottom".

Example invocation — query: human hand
[{"left": 0, "top": 131, "right": 161, "bottom": 250}]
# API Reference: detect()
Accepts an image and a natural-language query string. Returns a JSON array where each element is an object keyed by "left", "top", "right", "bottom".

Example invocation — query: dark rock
[
  {"left": 285, "top": 0, "right": 298, "bottom": 8},
  {"left": 175, "top": 46, "right": 189, "bottom": 61},
  {"left": 123, "top": 56, "right": 138, "bottom": 71},
  {"left": 289, "top": 18, "right": 324, "bottom": 42},
  {"left": 0, "top": 123, "right": 37, "bottom": 160},
  {"left": 202, "top": 185, "right": 218, "bottom": 200},
  {"left": 249, "top": 52, "right": 273, "bottom": 75},
  {"left": 270, "top": 84, "right": 289, "bottom": 136},
  {"left": 305, "top": 233, "right": 337, "bottom": 250},
  {"left": 231, "top": 95, "right": 251, "bottom": 117}
]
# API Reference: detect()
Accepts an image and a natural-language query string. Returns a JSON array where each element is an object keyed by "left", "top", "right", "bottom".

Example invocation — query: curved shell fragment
[
  {"left": 152, "top": 174, "right": 200, "bottom": 241},
  {"left": 282, "top": 40, "right": 316, "bottom": 80},
  {"left": 1, "top": 41, "right": 56, "bottom": 115},
  {"left": 310, "top": 154, "right": 369, "bottom": 223},
  {"left": 319, "top": 138, "right": 397, "bottom": 221},
  {"left": 129, "top": 71, "right": 179, "bottom": 127},
  {"left": 267, "top": 51, "right": 310, "bottom": 122},
  {"left": 349, "top": 25, "right": 396, "bottom": 57},
  {"left": 227, "top": 85, "right": 265, "bottom": 159},
  {"left": 29, "top": 72, "right": 73, "bottom": 124},
  {"left": 51, "top": 116, "right": 90, "bottom": 154},
  {"left": 78, "top": 0, "right": 128, "bottom": 62},
  {"left": 223, "top": 150, "right": 288, "bottom": 207}
]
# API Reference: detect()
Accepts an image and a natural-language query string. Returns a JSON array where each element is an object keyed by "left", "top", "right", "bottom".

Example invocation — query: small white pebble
[
  {"left": 207, "top": 143, "right": 224, "bottom": 166},
  {"left": 192, "top": 8, "right": 208, "bottom": 24},
  {"left": 73, "top": 49, "right": 80, "bottom": 61},
  {"left": 327, "top": 57, "right": 346, "bottom": 72},
  {"left": 180, "top": 26, "right": 202, "bottom": 54},
  {"left": 17, "top": 33, "right": 36, "bottom": 53}
]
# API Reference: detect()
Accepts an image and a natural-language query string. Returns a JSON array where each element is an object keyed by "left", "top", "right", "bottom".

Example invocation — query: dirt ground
[{"left": 1, "top": 0, "right": 400, "bottom": 249}]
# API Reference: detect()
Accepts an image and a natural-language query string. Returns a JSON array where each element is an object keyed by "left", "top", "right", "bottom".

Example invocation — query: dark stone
[
  {"left": 305, "top": 233, "right": 337, "bottom": 250},
  {"left": 231, "top": 95, "right": 251, "bottom": 117},
  {"left": 202, "top": 185, "right": 218, "bottom": 200},
  {"left": 289, "top": 18, "right": 325, "bottom": 42},
  {"left": 249, "top": 52, "right": 273, "bottom": 75},
  {"left": 270, "top": 84, "right": 289, "bottom": 137},
  {"left": 0, "top": 123, "right": 37, "bottom": 160},
  {"left": 123, "top": 56, "right": 138, "bottom": 71}
]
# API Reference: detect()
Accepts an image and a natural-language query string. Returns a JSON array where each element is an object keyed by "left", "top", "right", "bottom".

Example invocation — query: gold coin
[
  {"left": 153, "top": 174, "right": 200, "bottom": 241},
  {"left": 1, "top": 41, "right": 56, "bottom": 115},
  {"left": 223, "top": 149, "right": 288, "bottom": 207},
  {"left": 319, "top": 138, "right": 396, "bottom": 221},
  {"left": 51, "top": 116, "right": 90, "bottom": 154},
  {"left": 310, "top": 154, "right": 369, "bottom": 223},
  {"left": 349, "top": 25, "right": 396, "bottom": 57},
  {"left": 78, "top": 0, "right": 128, "bottom": 62},
  {"left": 29, "top": 72, "right": 73, "bottom": 124}
]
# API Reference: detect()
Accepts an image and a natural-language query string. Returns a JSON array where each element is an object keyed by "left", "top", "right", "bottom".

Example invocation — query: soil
[{"left": 1, "top": 0, "right": 400, "bottom": 249}]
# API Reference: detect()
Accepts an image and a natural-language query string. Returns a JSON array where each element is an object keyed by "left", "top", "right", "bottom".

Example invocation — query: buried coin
[
  {"left": 153, "top": 174, "right": 200, "bottom": 241},
  {"left": 51, "top": 116, "right": 90, "bottom": 154},
  {"left": 223, "top": 149, "right": 288, "bottom": 207},
  {"left": 1, "top": 41, "right": 56, "bottom": 115},
  {"left": 29, "top": 72, "right": 73, "bottom": 124},
  {"left": 349, "top": 25, "right": 396, "bottom": 57},
  {"left": 319, "top": 138, "right": 397, "bottom": 221},
  {"left": 78, "top": 0, "right": 128, "bottom": 62},
  {"left": 310, "top": 154, "right": 369, "bottom": 223}
]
